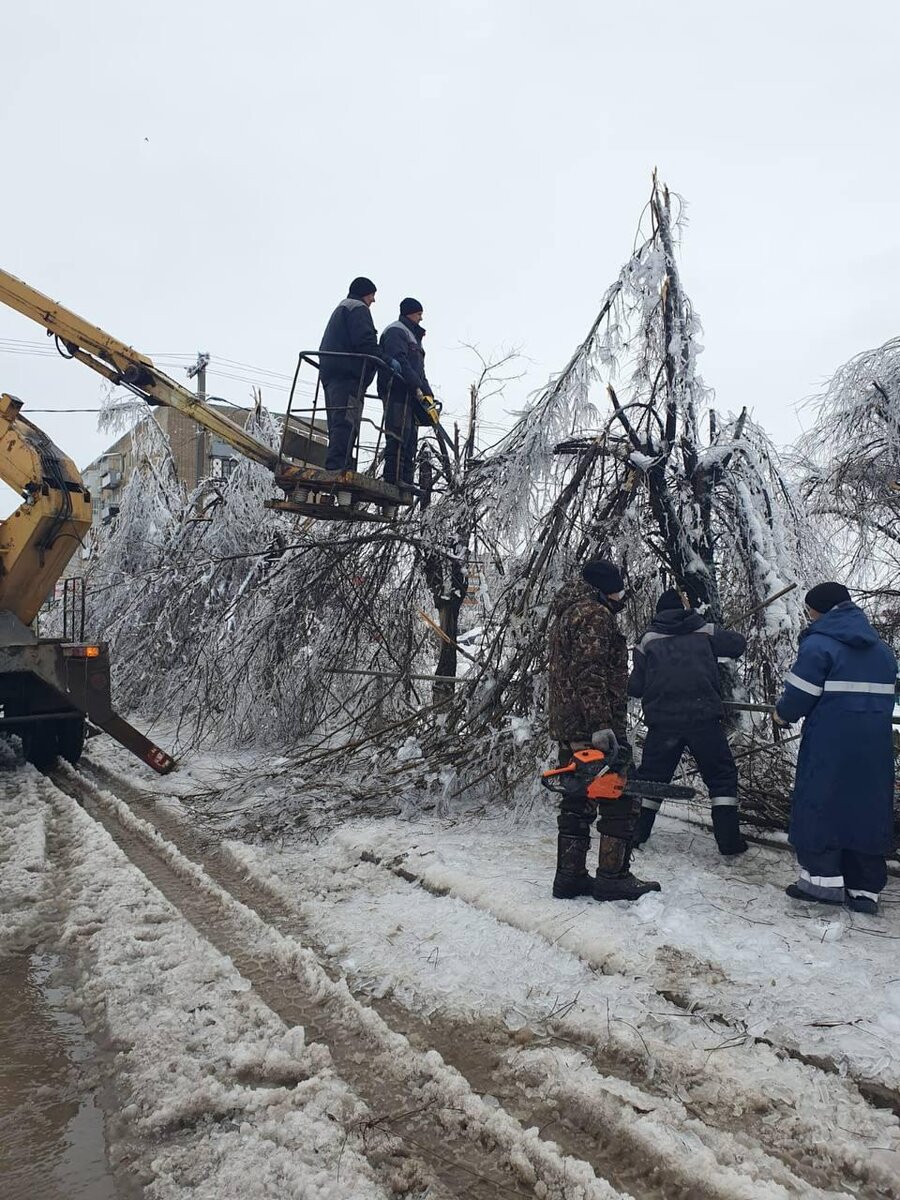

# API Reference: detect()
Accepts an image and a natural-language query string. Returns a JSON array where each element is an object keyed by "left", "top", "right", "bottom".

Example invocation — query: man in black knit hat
[
  {"left": 377, "top": 297, "right": 433, "bottom": 494},
  {"left": 775, "top": 582, "right": 897, "bottom": 914},
  {"left": 628, "top": 588, "right": 748, "bottom": 855},
  {"left": 548, "top": 558, "right": 660, "bottom": 901},
  {"left": 319, "top": 277, "right": 380, "bottom": 472}
]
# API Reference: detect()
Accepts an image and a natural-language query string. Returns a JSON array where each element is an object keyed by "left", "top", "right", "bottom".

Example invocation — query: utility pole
[{"left": 187, "top": 352, "right": 210, "bottom": 487}]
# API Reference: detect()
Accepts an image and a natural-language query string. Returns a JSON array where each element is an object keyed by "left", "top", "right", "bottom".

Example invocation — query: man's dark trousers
[
  {"left": 637, "top": 720, "right": 738, "bottom": 818},
  {"left": 323, "top": 378, "right": 364, "bottom": 471},
  {"left": 382, "top": 391, "right": 417, "bottom": 486}
]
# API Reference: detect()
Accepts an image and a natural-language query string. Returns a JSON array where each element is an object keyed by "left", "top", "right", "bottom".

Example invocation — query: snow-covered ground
[
  {"left": 0, "top": 770, "right": 404, "bottom": 1199},
  {"left": 319, "top": 812, "right": 900, "bottom": 1090},
  {"left": 4, "top": 732, "right": 900, "bottom": 1198}
]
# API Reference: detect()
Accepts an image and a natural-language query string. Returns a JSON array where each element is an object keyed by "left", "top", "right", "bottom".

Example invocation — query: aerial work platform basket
[{"left": 266, "top": 349, "right": 446, "bottom": 522}]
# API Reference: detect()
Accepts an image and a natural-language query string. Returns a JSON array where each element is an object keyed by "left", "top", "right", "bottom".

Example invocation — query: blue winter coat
[{"left": 775, "top": 602, "right": 897, "bottom": 855}]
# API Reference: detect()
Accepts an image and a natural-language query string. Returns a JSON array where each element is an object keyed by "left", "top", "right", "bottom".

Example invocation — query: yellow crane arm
[
  {"left": 0, "top": 393, "right": 92, "bottom": 625},
  {"left": 0, "top": 267, "right": 281, "bottom": 472}
]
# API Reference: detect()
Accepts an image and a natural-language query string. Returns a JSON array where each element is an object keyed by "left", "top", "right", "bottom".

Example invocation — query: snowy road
[{"left": 3, "top": 746, "right": 900, "bottom": 1199}]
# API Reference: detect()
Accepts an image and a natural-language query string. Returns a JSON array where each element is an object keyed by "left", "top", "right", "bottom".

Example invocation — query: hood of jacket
[
  {"left": 800, "top": 601, "right": 880, "bottom": 649},
  {"left": 647, "top": 608, "right": 707, "bottom": 637}
]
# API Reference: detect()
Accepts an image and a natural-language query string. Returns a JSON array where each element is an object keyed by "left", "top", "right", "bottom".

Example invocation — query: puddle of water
[{"left": 0, "top": 951, "right": 121, "bottom": 1200}]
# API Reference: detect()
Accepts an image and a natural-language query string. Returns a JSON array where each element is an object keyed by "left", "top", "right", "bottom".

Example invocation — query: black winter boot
[
  {"left": 593, "top": 835, "right": 661, "bottom": 902},
  {"left": 553, "top": 833, "right": 593, "bottom": 899},
  {"left": 634, "top": 804, "right": 658, "bottom": 847},
  {"left": 785, "top": 883, "right": 842, "bottom": 906},
  {"left": 711, "top": 805, "right": 748, "bottom": 856},
  {"left": 844, "top": 892, "right": 878, "bottom": 915}
]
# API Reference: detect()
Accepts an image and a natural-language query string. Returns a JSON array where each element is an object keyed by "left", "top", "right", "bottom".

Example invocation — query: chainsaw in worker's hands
[{"left": 541, "top": 742, "right": 696, "bottom": 802}]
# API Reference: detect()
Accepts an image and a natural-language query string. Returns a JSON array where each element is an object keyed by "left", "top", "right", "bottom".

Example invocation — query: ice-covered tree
[
  {"left": 232, "top": 177, "right": 817, "bottom": 828},
  {"left": 799, "top": 337, "right": 900, "bottom": 630}
]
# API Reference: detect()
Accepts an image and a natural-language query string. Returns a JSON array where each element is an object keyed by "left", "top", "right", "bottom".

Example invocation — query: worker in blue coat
[{"left": 775, "top": 582, "right": 897, "bottom": 914}]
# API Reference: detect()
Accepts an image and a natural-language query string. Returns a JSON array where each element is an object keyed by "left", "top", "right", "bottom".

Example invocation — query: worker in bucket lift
[
  {"left": 377, "top": 298, "right": 433, "bottom": 497},
  {"left": 628, "top": 588, "right": 749, "bottom": 855},
  {"left": 775, "top": 582, "right": 897, "bottom": 915},
  {"left": 318, "top": 277, "right": 380, "bottom": 472},
  {"left": 547, "top": 558, "right": 661, "bottom": 901}
]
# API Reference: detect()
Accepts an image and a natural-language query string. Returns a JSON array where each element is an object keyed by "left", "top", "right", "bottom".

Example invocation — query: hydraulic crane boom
[{"left": 0, "top": 268, "right": 282, "bottom": 472}]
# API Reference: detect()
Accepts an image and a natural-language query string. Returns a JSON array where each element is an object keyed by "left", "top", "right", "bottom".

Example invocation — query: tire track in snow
[
  {"left": 335, "top": 844, "right": 900, "bottom": 1200},
  {"left": 75, "top": 757, "right": 900, "bottom": 1200},
  {"left": 49, "top": 761, "right": 626, "bottom": 1200},
  {"left": 363, "top": 837, "right": 900, "bottom": 1116}
]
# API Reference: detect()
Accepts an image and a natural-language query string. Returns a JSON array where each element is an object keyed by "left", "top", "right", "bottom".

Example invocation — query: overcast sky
[{"left": 2, "top": 0, "right": 898, "bottom": 515}]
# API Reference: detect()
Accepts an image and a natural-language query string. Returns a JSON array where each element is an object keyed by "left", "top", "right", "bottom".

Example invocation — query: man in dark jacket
[
  {"left": 377, "top": 298, "right": 433, "bottom": 491},
  {"left": 775, "top": 582, "right": 897, "bottom": 915},
  {"left": 319, "top": 277, "right": 380, "bottom": 472},
  {"left": 548, "top": 558, "right": 660, "bottom": 902},
  {"left": 629, "top": 589, "right": 748, "bottom": 855}
]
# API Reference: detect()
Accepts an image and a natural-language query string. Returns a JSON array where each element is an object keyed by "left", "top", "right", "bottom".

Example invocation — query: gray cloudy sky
[{"left": 2, "top": 0, "right": 898, "bottom": 513}]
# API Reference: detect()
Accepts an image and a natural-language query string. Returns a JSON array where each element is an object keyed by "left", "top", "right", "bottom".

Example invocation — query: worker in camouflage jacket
[
  {"left": 628, "top": 589, "right": 748, "bottom": 856},
  {"left": 775, "top": 582, "right": 897, "bottom": 915},
  {"left": 547, "top": 558, "right": 660, "bottom": 902}
]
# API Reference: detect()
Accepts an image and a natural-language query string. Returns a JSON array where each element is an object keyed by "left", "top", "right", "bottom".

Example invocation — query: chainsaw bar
[{"left": 627, "top": 779, "right": 696, "bottom": 800}]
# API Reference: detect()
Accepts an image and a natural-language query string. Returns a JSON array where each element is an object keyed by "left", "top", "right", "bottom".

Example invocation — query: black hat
[
  {"left": 804, "top": 582, "right": 851, "bottom": 614},
  {"left": 582, "top": 558, "right": 625, "bottom": 596},
  {"left": 348, "top": 276, "right": 377, "bottom": 299},
  {"left": 656, "top": 588, "right": 684, "bottom": 612},
  {"left": 400, "top": 297, "right": 424, "bottom": 317}
]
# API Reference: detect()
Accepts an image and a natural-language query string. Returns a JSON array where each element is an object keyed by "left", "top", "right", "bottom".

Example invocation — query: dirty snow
[
  {"left": 8, "top": 766, "right": 391, "bottom": 1200},
  {"left": 0, "top": 769, "right": 51, "bottom": 949}
]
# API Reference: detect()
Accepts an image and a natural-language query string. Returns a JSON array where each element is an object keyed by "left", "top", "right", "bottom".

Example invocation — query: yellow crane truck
[
  {"left": 0, "top": 392, "right": 175, "bottom": 772},
  {"left": 0, "top": 264, "right": 452, "bottom": 770},
  {"left": 0, "top": 265, "right": 453, "bottom": 768}
]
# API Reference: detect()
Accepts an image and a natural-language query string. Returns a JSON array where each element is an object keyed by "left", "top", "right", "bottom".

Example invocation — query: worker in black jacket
[
  {"left": 318, "top": 277, "right": 380, "bottom": 471},
  {"left": 628, "top": 589, "right": 748, "bottom": 855},
  {"left": 376, "top": 298, "right": 432, "bottom": 490}
]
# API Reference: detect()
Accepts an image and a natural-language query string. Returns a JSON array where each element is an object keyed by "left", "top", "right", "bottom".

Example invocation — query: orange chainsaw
[{"left": 541, "top": 747, "right": 696, "bottom": 802}]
